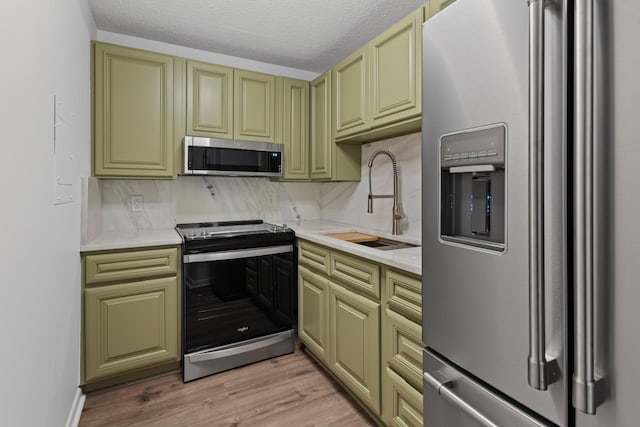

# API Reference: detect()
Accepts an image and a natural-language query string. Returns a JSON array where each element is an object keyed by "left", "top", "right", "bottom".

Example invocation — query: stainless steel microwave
[{"left": 182, "top": 136, "right": 283, "bottom": 177}]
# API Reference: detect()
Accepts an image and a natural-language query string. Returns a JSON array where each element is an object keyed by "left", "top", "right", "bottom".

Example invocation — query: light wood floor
[{"left": 79, "top": 345, "right": 376, "bottom": 427}]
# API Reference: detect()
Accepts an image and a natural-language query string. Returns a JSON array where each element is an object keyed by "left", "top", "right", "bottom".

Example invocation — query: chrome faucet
[{"left": 367, "top": 149, "right": 404, "bottom": 235}]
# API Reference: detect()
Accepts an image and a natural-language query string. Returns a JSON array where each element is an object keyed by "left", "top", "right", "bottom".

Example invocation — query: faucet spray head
[{"left": 367, "top": 194, "right": 373, "bottom": 213}]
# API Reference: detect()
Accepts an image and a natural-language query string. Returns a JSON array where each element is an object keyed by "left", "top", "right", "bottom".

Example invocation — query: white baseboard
[{"left": 65, "top": 388, "right": 86, "bottom": 427}]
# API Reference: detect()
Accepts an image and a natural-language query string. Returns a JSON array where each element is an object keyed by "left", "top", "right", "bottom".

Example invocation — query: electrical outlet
[{"left": 130, "top": 195, "right": 144, "bottom": 212}]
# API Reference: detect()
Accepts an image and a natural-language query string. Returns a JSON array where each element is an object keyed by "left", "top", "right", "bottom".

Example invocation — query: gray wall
[{"left": 0, "top": 0, "right": 96, "bottom": 425}]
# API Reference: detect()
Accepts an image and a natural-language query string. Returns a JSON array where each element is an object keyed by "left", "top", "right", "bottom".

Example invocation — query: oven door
[{"left": 182, "top": 244, "right": 295, "bottom": 356}]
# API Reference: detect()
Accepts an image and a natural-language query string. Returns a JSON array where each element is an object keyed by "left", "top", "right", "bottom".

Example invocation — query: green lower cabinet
[
  {"left": 84, "top": 276, "right": 178, "bottom": 383},
  {"left": 382, "top": 307, "right": 424, "bottom": 392},
  {"left": 298, "top": 266, "right": 330, "bottom": 364},
  {"left": 383, "top": 367, "right": 424, "bottom": 427},
  {"left": 329, "top": 281, "right": 381, "bottom": 415}
]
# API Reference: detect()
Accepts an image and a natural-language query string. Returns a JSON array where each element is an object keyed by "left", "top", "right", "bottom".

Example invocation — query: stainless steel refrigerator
[{"left": 421, "top": 0, "right": 640, "bottom": 426}]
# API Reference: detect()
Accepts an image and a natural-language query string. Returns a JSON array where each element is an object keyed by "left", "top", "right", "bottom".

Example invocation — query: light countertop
[
  {"left": 289, "top": 220, "right": 421, "bottom": 276},
  {"left": 80, "top": 228, "right": 182, "bottom": 252},
  {"left": 79, "top": 221, "right": 422, "bottom": 276}
]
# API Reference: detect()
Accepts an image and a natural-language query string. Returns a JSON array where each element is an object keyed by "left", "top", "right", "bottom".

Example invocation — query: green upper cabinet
[
  {"left": 310, "top": 71, "right": 361, "bottom": 181},
  {"left": 330, "top": 5, "right": 424, "bottom": 144},
  {"left": 427, "top": 0, "right": 456, "bottom": 19},
  {"left": 310, "top": 70, "right": 333, "bottom": 180},
  {"left": 281, "top": 78, "right": 310, "bottom": 180},
  {"left": 186, "top": 60, "right": 233, "bottom": 139},
  {"left": 333, "top": 46, "right": 370, "bottom": 140},
  {"left": 93, "top": 42, "right": 174, "bottom": 178},
  {"left": 370, "top": 7, "right": 422, "bottom": 128},
  {"left": 234, "top": 69, "right": 278, "bottom": 143}
]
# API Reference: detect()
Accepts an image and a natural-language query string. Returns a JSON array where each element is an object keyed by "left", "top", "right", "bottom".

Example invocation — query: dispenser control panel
[{"left": 440, "top": 125, "right": 506, "bottom": 169}]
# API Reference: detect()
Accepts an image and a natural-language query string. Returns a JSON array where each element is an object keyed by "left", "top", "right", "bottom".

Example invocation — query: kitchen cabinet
[
  {"left": 281, "top": 78, "right": 310, "bottom": 180},
  {"left": 383, "top": 367, "right": 424, "bottom": 427},
  {"left": 93, "top": 42, "right": 174, "bottom": 178},
  {"left": 297, "top": 238, "right": 423, "bottom": 425},
  {"left": 186, "top": 60, "right": 233, "bottom": 139},
  {"left": 330, "top": 5, "right": 425, "bottom": 144},
  {"left": 329, "top": 281, "right": 381, "bottom": 415},
  {"left": 310, "top": 71, "right": 361, "bottom": 181},
  {"left": 381, "top": 268, "right": 424, "bottom": 427},
  {"left": 333, "top": 47, "right": 370, "bottom": 140},
  {"left": 298, "top": 240, "right": 381, "bottom": 416},
  {"left": 298, "top": 265, "right": 330, "bottom": 364},
  {"left": 81, "top": 246, "right": 180, "bottom": 388},
  {"left": 234, "top": 69, "right": 278, "bottom": 143},
  {"left": 370, "top": 7, "right": 422, "bottom": 130}
]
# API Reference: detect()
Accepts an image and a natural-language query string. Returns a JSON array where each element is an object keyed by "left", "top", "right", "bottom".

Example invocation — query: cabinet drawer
[
  {"left": 383, "top": 367, "right": 423, "bottom": 427},
  {"left": 330, "top": 251, "right": 380, "bottom": 300},
  {"left": 383, "top": 308, "right": 423, "bottom": 390},
  {"left": 85, "top": 247, "right": 178, "bottom": 286},
  {"left": 84, "top": 276, "right": 179, "bottom": 382},
  {"left": 298, "top": 240, "right": 330, "bottom": 275},
  {"left": 385, "top": 268, "right": 422, "bottom": 323}
]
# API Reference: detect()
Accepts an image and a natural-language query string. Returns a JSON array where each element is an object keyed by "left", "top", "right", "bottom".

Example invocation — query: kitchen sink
[
  {"left": 354, "top": 238, "right": 419, "bottom": 251},
  {"left": 324, "top": 232, "right": 420, "bottom": 251}
]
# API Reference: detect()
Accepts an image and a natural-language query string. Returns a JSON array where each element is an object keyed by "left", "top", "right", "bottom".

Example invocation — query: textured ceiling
[{"left": 89, "top": 0, "right": 425, "bottom": 73}]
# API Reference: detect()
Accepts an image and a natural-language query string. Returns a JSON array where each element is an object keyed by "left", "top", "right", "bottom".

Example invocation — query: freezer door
[
  {"left": 421, "top": 0, "right": 568, "bottom": 425},
  {"left": 424, "top": 349, "right": 554, "bottom": 427}
]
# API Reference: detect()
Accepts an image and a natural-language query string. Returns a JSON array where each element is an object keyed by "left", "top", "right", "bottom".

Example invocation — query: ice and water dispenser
[{"left": 440, "top": 125, "right": 506, "bottom": 252}]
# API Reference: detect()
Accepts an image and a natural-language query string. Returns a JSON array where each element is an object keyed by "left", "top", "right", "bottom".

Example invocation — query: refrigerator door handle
[
  {"left": 527, "top": 0, "right": 560, "bottom": 391},
  {"left": 424, "top": 369, "right": 499, "bottom": 427},
  {"left": 573, "top": 0, "right": 605, "bottom": 414}
]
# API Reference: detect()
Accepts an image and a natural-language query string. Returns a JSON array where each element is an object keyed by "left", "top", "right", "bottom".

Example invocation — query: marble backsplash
[
  {"left": 321, "top": 132, "right": 422, "bottom": 240},
  {"left": 82, "top": 132, "right": 422, "bottom": 240}
]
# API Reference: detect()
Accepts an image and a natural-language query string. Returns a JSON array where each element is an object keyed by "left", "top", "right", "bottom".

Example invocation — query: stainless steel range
[{"left": 176, "top": 220, "right": 296, "bottom": 382}]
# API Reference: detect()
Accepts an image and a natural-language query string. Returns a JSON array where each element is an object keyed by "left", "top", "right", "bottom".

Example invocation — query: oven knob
[
  {"left": 200, "top": 230, "right": 208, "bottom": 237},
  {"left": 282, "top": 224, "right": 288, "bottom": 230}
]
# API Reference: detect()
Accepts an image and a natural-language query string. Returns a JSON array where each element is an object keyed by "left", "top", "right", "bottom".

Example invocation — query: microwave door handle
[{"left": 527, "top": 0, "right": 560, "bottom": 391}]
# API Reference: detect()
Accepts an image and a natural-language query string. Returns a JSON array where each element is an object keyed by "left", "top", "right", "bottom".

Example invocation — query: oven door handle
[
  {"left": 183, "top": 244, "right": 293, "bottom": 263},
  {"left": 186, "top": 333, "right": 292, "bottom": 363}
]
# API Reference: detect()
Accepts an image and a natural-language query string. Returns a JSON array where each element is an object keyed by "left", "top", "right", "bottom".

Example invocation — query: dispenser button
[
  {"left": 445, "top": 154, "right": 453, "bottom": 161},
  {"left": 488, "top": 149, "right": 498, "bottom": 156},
  {"left": 460, "top": 152, "right": 469, "bottom": 159},
  {"left": 478, "top": 151, "right": 488, "bottom": 157},
  {"left": 452, "top": 153, "right": 460, "bottom": 160},
  {"left": 469, "top": 152, "right": 478, "bottom": 158}
]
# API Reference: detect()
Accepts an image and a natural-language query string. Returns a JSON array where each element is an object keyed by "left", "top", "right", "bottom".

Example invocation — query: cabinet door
[
  {"left": 84, "top": 276, "right": 178, "bottom": 382},
  {"left": 93, "top": 43, "right": 174, "bottom": 178},
  {"left": 298, "top": 266, "right": 330, "bottom": 363},
  {"left": 282, "top": 78, "right": 310, "bottom": 180},
  {"left": 329, "top": 281, "right": 381, "bottom": 415},
  {"left": 234, "top": 69, "right": 277, "bottom": 143},
  {"left": 310, "top": 70, "right": 333, "bottom": 180},
  {"left": 370, "top": 8, "right": 421, "bottom": 128},
  {"left": 186, "top": 60, "right": 233, "bottom": 139},
  {"left": 333, "top": 47, "right": 370, "bottom": 140}
]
